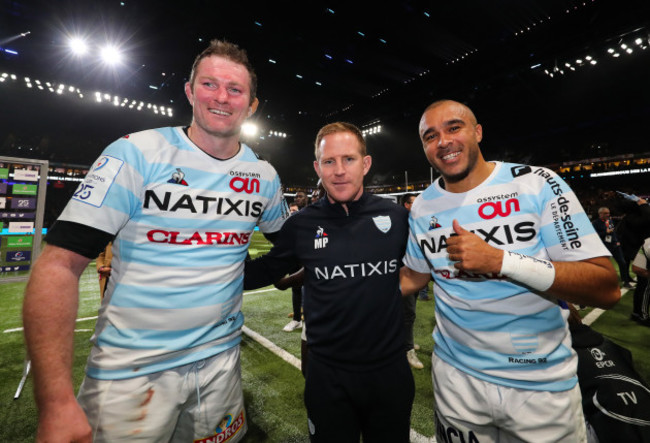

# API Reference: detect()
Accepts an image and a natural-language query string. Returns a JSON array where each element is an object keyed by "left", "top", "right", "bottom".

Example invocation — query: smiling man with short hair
[
  {"left": 245, "top": 121, "right": 414, "bottom": 442},
  {"left": 401, "top": 99, "right": 620, "bottom": 442},
  {"left": 23, "top": 39, "right": 288, "bottom": 443}
]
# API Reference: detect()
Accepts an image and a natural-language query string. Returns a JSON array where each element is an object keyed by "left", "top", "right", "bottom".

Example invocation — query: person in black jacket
[
  {"left": 592, "top": 206, "right": 633, "bottom": 287},
  {"left": 631, "top": 237, "right": 650, "bottom": 325},
  {"left": 615, "top": 193, "right": 650, "bottom": 271},
  {"left": 244, "top": 122, "right": 414, "bottom": 443}
]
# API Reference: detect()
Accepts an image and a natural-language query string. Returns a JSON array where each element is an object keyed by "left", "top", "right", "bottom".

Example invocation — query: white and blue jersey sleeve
[
  {"left": 57, "top": 127, "right": 288, "bottom": 379},
  {"left": 403, "top": 162, "right": 609, "bottom": 391}
]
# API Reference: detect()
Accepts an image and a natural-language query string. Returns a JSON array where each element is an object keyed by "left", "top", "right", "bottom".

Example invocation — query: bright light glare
[
  {"left": 100, "top": 45, "right": 122, "bottom": 65},
  {"left": 242, "top": 122, "right": 258, "bottom": 137},
  {"left": 69, "top": 37, "right": 88, "bottom": 55}
]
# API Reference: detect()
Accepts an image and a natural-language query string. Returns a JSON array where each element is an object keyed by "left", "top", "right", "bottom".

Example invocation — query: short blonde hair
[{"left": 314, "top": 122, "right": 366, "bottom": 160}]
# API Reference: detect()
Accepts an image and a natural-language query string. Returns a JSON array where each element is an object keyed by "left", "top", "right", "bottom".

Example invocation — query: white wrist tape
[{"left": 500, "top": 251, "right": 555, "bottom": 292}]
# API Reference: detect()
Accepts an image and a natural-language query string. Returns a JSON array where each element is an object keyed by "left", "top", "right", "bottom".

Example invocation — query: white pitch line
[
  {"left": 582, "top": 308, "right": 604, "bottom": 326},
  {"left": 580, "top": 287, "right": 633, "bottom": 326},
  {"left": 241, "top": 325, "right": 302, "bottom": 370},
  {"left": 410, "top": 428, "right": 437, "bottom": 443},
  {"left": 3, "top": 315, "right": 98, "bottom": 334},
  {"left": 243, "top": 288, "right": 279, "bottom": 296}
]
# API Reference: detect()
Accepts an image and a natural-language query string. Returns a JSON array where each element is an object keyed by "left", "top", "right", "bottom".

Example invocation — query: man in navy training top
[{"left": 245, "top": 122, "right": 414, "bottom": 442}]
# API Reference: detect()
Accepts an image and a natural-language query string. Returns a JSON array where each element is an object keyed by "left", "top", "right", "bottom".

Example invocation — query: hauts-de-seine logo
[{"left": 168, "top": 168, "right": 189, "bottom": 186}]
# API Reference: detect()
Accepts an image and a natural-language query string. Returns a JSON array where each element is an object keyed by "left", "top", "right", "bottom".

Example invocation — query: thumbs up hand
[{"left": 446, "top": 219, "right": 505, "bottom": 274}]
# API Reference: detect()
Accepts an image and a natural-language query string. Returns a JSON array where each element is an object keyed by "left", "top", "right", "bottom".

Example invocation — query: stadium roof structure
[{"left": 1, "top": 0, "right": 649, "bottom": 186}]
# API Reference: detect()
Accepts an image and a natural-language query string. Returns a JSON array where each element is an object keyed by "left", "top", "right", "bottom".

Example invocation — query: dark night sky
[{"left": 1, "top": 0, "right": 649, "bottom": 186}]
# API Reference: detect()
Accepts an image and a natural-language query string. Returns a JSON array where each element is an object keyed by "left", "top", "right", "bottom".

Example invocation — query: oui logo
[
  {"left": 229, "top": 177, "right": 260, "bottom": 194},
  {"left": 478, "top": 198, "right": 520, "bottom": 220}
]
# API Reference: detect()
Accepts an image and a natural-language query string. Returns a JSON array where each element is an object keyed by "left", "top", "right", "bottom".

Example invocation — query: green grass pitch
[{"left": 0, "top": 232, "right": 647, "bottom": 442}]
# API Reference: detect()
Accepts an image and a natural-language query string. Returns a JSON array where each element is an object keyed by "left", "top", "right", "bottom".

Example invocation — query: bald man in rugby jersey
[{"left": 400, "top": 99, "right": 620, "bottom": 442}]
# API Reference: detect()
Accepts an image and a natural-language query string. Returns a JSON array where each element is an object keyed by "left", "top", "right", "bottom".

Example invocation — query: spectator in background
[
  {"left": 310, "top": 179, "right": 325, "bottom": 204},
  {"left": 283, "top": 190, "right": 309, "bottom": 332},
  {"left": 289, "top": 202, "right": 300, "bottom": 214},
  {"left": 399, "top": 193, "right": 426, "bottom": 370},
  {"left": 22, "top": 39, "right": 288, "bottom": 443},
  {"left": 592, "top": 206, "right": 633, "bottom": 288},
  {"left": 294, "top": 190, "right": 309, "bottom": 210},
  {"left": 631, "top": 237, "right": 650, "bottom": 326},
  {"left": 615, "top": 191, "right": 650, "bottom": 278}
]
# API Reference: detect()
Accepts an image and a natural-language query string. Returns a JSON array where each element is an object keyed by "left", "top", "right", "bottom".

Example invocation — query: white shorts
[
  {"left": 432, "top": 354, "right": 587, "bottom": 443},
  {"left": 77, "top": 346, "right": 247, "bottom": 442}
]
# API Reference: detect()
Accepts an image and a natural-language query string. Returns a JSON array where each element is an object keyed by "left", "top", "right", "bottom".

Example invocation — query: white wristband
[{"left": 500, "top": 251, "right": 555, "bottom": 292}]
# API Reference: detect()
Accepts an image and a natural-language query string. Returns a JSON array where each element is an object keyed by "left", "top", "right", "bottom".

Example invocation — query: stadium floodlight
[
  {"left": 68, "top": 37, "right": 88, "bottom": 56},
  {"left": 242, "top": 122, "right": 258, "bottom": 137},
  {"left": 100, "top": 45, "right": 123, "bottom": 65}
]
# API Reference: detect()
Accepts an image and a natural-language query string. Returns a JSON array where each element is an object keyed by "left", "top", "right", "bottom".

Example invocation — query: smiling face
[
  {"left": 185, "top": 55, "right": 258, "bottom": 142},
  {"left": 419, "top": 100, "right": 484, "bottom": 189},
  {"left": 313, "top": 130, "right": 371, "bottom": 207}
]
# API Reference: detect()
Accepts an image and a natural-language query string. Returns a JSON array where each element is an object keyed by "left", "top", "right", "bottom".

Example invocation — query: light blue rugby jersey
[
  {"left": 58, "top": 127, "right": 289, "bottom": 379},
  {"left": 403, "top": 162, "right": 609, "bottom": 391}
]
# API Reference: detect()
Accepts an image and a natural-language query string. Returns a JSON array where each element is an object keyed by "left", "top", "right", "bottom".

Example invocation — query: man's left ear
[
  {"left": 248, "top": 98, "right": 259, "bottom": 117},
  {"left": 184, "top": 82, "right": 194, "bottom": 106},
  {"left": 475, "top": 124, "right": 483, "bottom": 143},
  {"left": 363, "top": 155, "right": 372, "bottom": 175}
]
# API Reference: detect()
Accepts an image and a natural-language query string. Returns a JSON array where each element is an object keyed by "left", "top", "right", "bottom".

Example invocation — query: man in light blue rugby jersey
[
  {"left": 400, "top": 99, "right": 620, "bottom": 442},
  {"left": 23, "top": 39, "right": 288, "bottom": 443}
]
